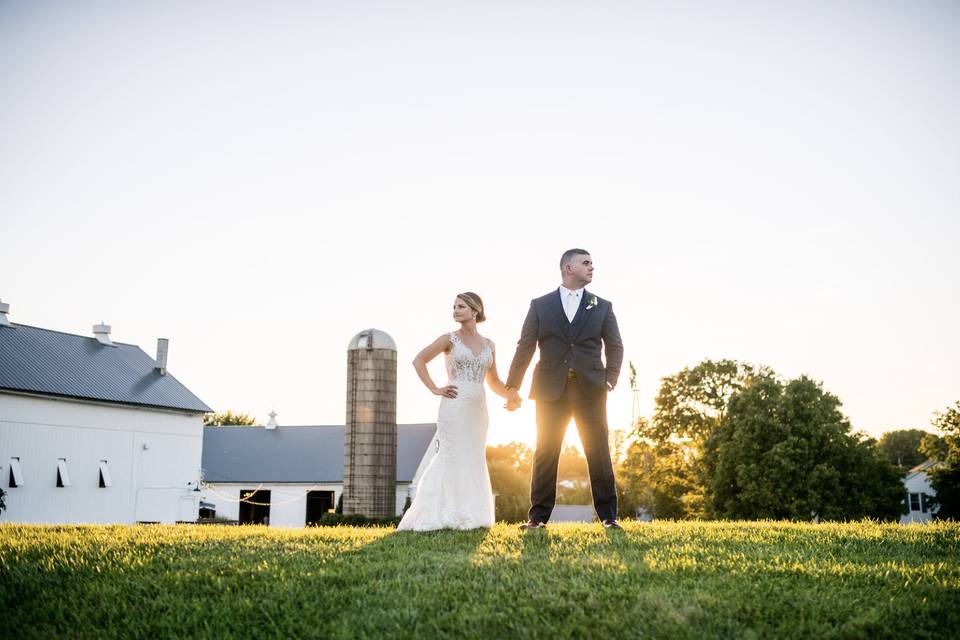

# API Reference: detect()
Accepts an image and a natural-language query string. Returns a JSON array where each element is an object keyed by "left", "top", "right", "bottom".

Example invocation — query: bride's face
[{"left": 453, "top": 297, "right": 474, "bottom": 323}]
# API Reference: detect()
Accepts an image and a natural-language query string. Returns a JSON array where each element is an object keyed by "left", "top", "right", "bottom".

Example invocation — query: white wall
[
  {"left": 200, "top": 483, "right": 342, "bottom": 527},
  {"left": 0, "top": 393, "right": 204, "bottom": 524},
  {"left": 201, "top": 483, "right": 415, "bottom": 527},
  {"left": 901, "top": 471, "right": 939, "bottom": 524}
]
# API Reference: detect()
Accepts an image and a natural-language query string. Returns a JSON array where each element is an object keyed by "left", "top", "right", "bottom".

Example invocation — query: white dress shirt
[{"left": 558, "top": 285, "right": 583, "bottom": 323}]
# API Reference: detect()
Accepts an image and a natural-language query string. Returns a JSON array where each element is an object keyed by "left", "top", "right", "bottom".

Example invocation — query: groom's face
[{"left": 569, "top": 254, "right": 594, "bottom": 286}]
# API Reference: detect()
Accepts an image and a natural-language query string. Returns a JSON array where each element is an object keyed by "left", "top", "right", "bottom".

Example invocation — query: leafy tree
[
  {"left": 877, "top": 429, "right": 930, "bottom": 471},
  {"left": 646, "top": 359, "right": 772, "bottom": 445},
  {"left": 702, "top": 376, "right": 903, "bottom": 521},
  {"left": 920, "top": 432, "right": 949, "bottom": 462},
  {"left": 486, "top": 442, "right": 532, "bottom": 522},
  {"left": 628, "top": 359, "right": 769, "bottom": 517},
  {"left": 928, "top": 401, "right": 960, "bottom": 520},
  {"left": 617, "top": 439, "right": 701, "bottom": 519},
  {"left": 204, "top": 410, "right": 258, "bottom": 426},
  {"left": 0, "top": 487, "right": 5, "bottom": 513},
  {"left": 609, "top": 428, "right": 628, "bottom": 466},
  {"left": 557, "top": 445, "right": 588, "bottom": 480}
]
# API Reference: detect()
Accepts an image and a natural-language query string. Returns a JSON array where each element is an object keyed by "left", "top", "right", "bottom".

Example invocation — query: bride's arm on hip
[
  {"left": 413, "top": 334, "right": 458, "bottom": 398},
  {"left": 485, "top": 342, "right": 511, "bottom": 399}
]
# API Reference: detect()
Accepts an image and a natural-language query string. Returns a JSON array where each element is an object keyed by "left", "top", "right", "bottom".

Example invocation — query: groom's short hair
[{"left": 560, "top": 248, "right": 590, "bottom": 270}]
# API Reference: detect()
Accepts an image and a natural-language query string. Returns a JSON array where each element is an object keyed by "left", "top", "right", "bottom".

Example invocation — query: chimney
[
  {"left": 93, "top": 322, "right": 115, "bottom": 347},
  {"left": 156, "top": 338, "right": 169, "bottom": 375},
  {"left": 0, "top": 299, "right": 10, "bottom": 327},
  {"left": 266, "top": 410, "right": 278, "bottom": 430}
]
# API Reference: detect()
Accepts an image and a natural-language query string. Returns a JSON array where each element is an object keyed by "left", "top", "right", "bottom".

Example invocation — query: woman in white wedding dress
[{"left": 397, "top": 292, "right": 513, "bottom": 531}]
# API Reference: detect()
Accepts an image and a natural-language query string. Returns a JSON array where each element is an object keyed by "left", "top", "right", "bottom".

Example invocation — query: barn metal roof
[
  {"left": 201, "top": 423, "right": 437, "bottom": 483},
  {"left": 0, "top": 323, "right": 212, "bottom": 413}
]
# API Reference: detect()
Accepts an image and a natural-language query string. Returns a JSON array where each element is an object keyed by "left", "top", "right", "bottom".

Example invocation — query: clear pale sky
[{"left": 2, "top": 1, "right": 958, "bottom": 448}]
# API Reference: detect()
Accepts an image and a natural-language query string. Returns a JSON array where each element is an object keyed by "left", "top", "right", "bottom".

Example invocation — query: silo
[{"left": 343, "top": 328, "right": 397, "bottom": 517}]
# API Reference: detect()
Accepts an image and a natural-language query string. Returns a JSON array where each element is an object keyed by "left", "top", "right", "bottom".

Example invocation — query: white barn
[
  {"left": 0, "top": 304, "right": 212, "bottom": 524},
  {"left": 901, "top": 460, "right": 942, "bottom": 524},
  {"left": 199, "top": 422, "right": 437, "bottom": 526}
]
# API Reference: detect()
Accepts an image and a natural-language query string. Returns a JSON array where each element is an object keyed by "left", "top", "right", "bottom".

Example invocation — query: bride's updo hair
[{"left": 457, "top": 292, "right": 486, "bottom": 323}]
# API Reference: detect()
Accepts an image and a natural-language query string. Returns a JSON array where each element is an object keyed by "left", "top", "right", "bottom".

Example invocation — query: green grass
[{"left": 2, "top": 521, "right": 958, "bottom": 639}]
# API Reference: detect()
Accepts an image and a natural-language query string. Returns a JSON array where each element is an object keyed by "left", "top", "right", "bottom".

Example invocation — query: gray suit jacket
[{"left": 506, "top": 289, "right": 624, "bottom": 402}]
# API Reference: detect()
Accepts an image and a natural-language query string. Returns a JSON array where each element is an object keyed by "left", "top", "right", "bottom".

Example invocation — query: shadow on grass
[{"left": 4, "top": 522, "right": 958, "bottom": 639}]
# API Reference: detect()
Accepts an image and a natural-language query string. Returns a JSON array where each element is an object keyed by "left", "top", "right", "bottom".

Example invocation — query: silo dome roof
[{"left": 348, "top": 328, "right": 397, "bottom": 351}]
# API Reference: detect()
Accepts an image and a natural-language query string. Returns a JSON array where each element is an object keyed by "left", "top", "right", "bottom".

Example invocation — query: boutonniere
[{"left": 585, "top": 295, "right": 598, "bottom": 310}]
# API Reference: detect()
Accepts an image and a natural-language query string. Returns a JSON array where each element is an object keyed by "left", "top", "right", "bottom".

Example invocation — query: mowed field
[{"left": 2, "top": 521, "right": 958, "bottom": 639}]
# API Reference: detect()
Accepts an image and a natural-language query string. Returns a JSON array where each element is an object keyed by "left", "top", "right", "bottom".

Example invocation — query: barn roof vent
[
  {"left": 155, "top": 338, "right": 169, "bottom": 375},
  {"left": 93, "top": 322, "right": 115, "bottom": 347},
  {"left": 266, "top": 411, "right": 278, "bottom": 430}
]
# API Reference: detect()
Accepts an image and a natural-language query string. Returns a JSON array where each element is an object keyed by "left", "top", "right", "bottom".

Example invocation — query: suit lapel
[{"left": 549, "top": 289, "right": 572, "bottom": 337}]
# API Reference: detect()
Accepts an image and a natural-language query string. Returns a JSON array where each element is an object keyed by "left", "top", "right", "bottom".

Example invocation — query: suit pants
[{"left": 529, "top": 377, "right": 618, "bottom": 522}]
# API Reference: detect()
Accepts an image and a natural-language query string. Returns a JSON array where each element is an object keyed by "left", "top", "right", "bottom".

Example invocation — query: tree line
[{"left": 487, "top": 359, "right": 960, "bottom": 522}]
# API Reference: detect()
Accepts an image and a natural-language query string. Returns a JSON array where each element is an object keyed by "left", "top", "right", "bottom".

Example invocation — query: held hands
[
  {"left": 504, "top": 388, "right": 522, "bottom": 412},
  {"left": 434, "top": 385, "right": 458, "bottom": 399}
]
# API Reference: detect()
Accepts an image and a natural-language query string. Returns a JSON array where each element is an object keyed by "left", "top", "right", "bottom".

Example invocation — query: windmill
[{"left": 629, "top": 361, "right": 641, "bottom": 434}]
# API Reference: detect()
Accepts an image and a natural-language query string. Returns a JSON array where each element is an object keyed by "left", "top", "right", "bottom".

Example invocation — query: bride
[{"left": 397, "top": 292, "right": 513, "bottom": 531}]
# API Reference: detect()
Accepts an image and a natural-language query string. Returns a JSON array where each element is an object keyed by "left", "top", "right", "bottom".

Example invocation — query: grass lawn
[{"left": 2, "top": 520, "right": 958, "bottom": 639}]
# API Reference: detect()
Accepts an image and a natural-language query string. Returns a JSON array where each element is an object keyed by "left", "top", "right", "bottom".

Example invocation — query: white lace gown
[{"left": 397, "top": 332, "right": 496, "bottom": 531}]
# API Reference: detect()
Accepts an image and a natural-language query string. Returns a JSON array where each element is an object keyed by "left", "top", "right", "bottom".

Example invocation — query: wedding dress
[{"left": 397, "top": 332, "right": 496, "bottom": 531}]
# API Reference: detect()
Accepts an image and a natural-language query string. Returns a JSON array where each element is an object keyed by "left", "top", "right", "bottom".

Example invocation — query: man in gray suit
[{"left": 505, "top": 249, "right": 624, "bottom": 529}]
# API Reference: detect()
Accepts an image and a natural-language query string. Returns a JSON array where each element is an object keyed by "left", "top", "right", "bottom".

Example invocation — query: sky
[{"left": 1, "top": 1, "right": 958, "bottom": 448}]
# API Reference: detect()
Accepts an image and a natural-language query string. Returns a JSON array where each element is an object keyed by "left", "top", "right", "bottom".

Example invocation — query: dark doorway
[
  {"left": 198, "top": 502, "right": 216, "bottom": 520},
  {"left": 238, "top": 490, "right": 271, "bottom": 524},
  {"left": 305, "top": 490, "right": 335, "bottom": 525}
]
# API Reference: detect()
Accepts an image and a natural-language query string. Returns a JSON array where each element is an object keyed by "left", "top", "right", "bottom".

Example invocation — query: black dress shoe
[
  {"left": 519, "top": 520, "right": 546, "bottom": 530},
  {"left": 602, "top": 519, "right": 623, "bottom": 530}
]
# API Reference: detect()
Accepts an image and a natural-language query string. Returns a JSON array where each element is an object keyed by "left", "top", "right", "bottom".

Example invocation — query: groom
[{"left": 505, "top": 249, "right": 624, "bottom": 529}]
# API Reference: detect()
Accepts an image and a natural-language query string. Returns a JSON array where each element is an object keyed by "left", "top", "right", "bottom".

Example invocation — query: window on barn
[
  {"left": 238, "top": 490, "right": 270, "bottom": 525},
  {"left": 9, "top": 457, "right": 24, "bottom": 488},
  {"left": 98, "top": 460, "right": 112, "bottom": 488},
  {"left": 920, "top": 493, "right": 930, "bottom": 513},
  {"left": 909, "top": 493, "right": 921, "bottom": 512},
  {"left": 198, "top": 501, "right": 216, "bottom": 520},
  {"left": 56, "top": 458, "right": 71, "bottom": 488},
  {"left": 305, "top": 490, "right": 335, "bottom": 525}
]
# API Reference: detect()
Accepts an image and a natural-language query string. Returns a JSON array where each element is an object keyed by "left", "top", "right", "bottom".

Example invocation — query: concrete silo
[{"left": 343, "top": 328, "right": 397, "bottom": 517}]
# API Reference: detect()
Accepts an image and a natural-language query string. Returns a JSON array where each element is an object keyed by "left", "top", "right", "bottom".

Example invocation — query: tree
[
  {"left": 0, "top": 487, "right": 5, "bottom": 513},
  {"left": 557, "top": 445, "right": 588, "bottom": 480},
  {"left": 920, "top": 432, "right": 949, "bottom": 462},
  {"left": 609, "top": 428, "right": 628, "bottom": 466},
  {"left": 877, "top": 429, "right": 930, "bottom": 471},
  {"left": 928, "top": 401, "right": 960, "bottom": 520},
  {"left": 646, "top": 359, "right": 772, "bottom": 445},
  {"left": 617, "top": 439, "right": 701, "bottom": 520},
  {"left": 629, "top": 359, "right": 769, "bottom": 518},
  {"left": 486, "top": 442, "right": 532, "bottom": 522},
  {"left": 702, "top": 375, "right": 903, "bottom": 521},
  {"left": 204, "top": 410, "right": 258, "bottom": 426}
]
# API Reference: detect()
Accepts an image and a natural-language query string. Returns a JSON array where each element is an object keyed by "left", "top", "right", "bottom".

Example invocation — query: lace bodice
[{"left": 445, "top": 332, "right": 493, "bottom": 384}]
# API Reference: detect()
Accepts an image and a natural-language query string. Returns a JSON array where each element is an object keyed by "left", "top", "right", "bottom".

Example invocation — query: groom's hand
[{"left": 504, "top": 389, "right": 522, "bottom": 411}]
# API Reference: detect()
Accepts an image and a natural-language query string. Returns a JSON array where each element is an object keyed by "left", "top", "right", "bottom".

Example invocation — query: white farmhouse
[
  {"left": 0, "top": 302, "right": 211, "bottom": 524},
  {"left": 901, "top": 459, "right": 942, "bottom": 524},
  {"left": 199, "top": 421, "right": 436, "bottom": 526}
]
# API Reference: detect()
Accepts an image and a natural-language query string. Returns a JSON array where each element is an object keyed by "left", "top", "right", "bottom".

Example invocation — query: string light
[{"left": 200, "top": 480, "right": 329, "bottom": 507}]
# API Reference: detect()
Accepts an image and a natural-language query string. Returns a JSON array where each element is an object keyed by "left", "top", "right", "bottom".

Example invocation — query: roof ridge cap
[{"left": 8, "top": 322, "right": 140, "bottom": 347}]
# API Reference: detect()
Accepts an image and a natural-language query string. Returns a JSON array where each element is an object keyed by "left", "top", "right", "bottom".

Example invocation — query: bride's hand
[{"left": 434, "top": 385, "right": 458, "bottom": 399}]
